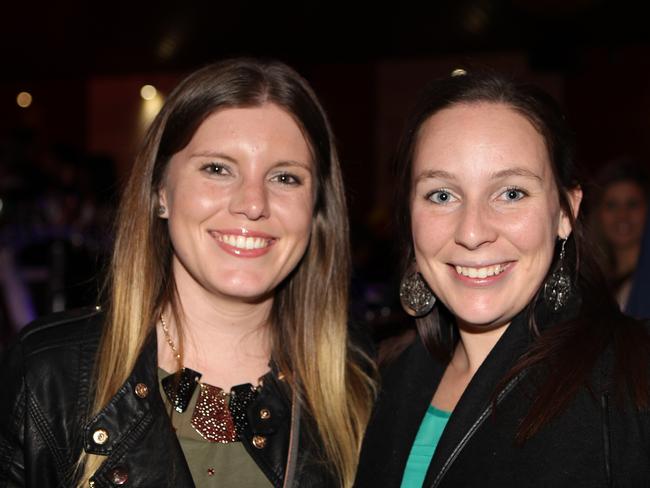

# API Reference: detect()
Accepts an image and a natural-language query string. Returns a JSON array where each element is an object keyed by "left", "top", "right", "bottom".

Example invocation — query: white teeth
[
  {"left": 454, "top": 263, "right": 507, "bottom": 278},
  {"left": 217, "top": 234, "right": 270, "bottom": 250}
]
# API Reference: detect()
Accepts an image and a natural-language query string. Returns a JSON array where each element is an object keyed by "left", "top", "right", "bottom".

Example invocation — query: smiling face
[
  {"left": 410, "top": 102, "right": 580, "bottom": 331},
  {"left": 158, "top": 103, "right": 314, "bottom": 305}
]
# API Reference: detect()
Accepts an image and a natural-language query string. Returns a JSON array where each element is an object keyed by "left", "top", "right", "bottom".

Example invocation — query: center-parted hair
[
  {"left": 79, "top": 59, "right": 376, "bottom": 487},
  {"left": 392, "top": 71, "right": 649, "bottom": 441}
]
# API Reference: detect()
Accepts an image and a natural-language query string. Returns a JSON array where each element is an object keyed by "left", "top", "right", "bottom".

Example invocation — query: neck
[
  {"left": 157, "top": 267, "right": 274, "bottom": 389},
  {"left": 451, "top": 320, "right": 510, "bottom": 376}
]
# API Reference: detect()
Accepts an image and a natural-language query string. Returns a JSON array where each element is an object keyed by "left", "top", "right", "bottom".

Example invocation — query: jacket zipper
[{"left": 601, "top": 392, "right": 612, "bottom": 487}]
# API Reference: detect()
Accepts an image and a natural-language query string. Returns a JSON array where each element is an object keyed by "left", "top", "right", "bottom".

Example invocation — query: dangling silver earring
[
  {"left": 157, "top": 205, "right": 167, "bottom": 217},
  {"left": 543, "top": 237, "right": 572, "bottom": 312},
  {"left": 400, "top": 271, "right": 436, "bottom": 317}
]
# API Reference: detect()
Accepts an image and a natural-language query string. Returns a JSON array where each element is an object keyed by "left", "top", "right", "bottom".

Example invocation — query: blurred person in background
[
  {"left": 626, "top": 209, "right": 650, "bottom": 319},
  {"left": 593, "top": 157, "right": 648, "bottom": 310}
]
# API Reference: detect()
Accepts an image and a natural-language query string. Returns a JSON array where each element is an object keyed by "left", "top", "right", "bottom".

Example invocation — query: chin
[
  {"left": 448, "top": 304, "right": 513, "bottom": 332},
  {"left": 218, "top": 282, "right": 275, "bottom": 301},
  {"left": 457, "top": 317, "right": 510, "bottom": 333},
  {"left": 202, "top": 274, "right": 273, "bottom": 302}
]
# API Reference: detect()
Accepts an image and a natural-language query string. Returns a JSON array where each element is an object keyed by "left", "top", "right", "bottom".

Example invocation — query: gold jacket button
[
  {"left": 252, "top": 435, "right": 267, "bottom": 449},
  {"left": 259, "top": 408, "right": 271, "bottom": 420},
  {"left": 110, "top": 467, "right": 128, "bottom": 485},
  {"left": 134, "top": 383, "right": 149, "bottom": 398},
  {"left": 92, "top": 428, "right": 109, "bottom": 445}
]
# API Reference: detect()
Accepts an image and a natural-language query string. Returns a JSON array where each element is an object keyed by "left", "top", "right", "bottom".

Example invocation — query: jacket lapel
[
  {"left": 355, "top": 336, "right": 446, "bottom": 487},
  {"left": 423, "top": 313, "right": 532, "bottom": 487},
  {"left": 85, "top": 332, "right": 195, "bottom": 487}
]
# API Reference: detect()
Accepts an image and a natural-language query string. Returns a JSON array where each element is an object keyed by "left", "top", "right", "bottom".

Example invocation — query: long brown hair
[
  {"left": 79, "top": 59, "right": 376, "bottom": 486},
  {"left": 392, "top": 71, "right": 650, "bottom": 441}
]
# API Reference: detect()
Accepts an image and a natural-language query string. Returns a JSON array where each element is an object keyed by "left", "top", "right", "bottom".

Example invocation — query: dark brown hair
[{"left": 393, "top": 71, "right": 650, "bottom": 441}]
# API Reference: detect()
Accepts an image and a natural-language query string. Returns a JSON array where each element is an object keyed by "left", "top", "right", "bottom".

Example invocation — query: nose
[
  {"left": 454, "top": 202, "right": 498, "bottom": 250},
  {"left": 229, "top": 179, "right": 269, "bottom": 220}
]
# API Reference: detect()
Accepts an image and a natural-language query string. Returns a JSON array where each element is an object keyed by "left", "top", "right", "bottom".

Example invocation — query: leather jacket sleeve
[
  {"left": 0, "top": 340, "right": 27, "bottom": 487},
  {"left": 0, "top": 308, "right": 101, "bottom": 487}
]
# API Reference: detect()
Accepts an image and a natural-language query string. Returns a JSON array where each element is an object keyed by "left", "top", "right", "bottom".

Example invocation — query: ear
[
  {"left": 157, "top": 187, "right": 169, "bottom": 219},
  {"left": 557, "top": 186, "right": 583, "bottom": 239}
]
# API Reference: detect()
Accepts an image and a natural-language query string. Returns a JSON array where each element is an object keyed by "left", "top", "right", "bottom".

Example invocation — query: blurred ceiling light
[
  {"left": 451, "top": 68, "right": 468, "bottom": 77},
  {"left": 139, "top": 88, "right": 164, "bottom": 133},
  {"left": 140, "top": 85, "right": 157, "bottom": 101},
  {"left": 16, "top": 91, "right": 32, "bottom": 108}
]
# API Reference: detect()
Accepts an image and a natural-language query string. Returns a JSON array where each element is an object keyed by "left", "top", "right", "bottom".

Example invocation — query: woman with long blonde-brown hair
[{"left": 0, "top": 59, "right": 375, "bottom": 487}]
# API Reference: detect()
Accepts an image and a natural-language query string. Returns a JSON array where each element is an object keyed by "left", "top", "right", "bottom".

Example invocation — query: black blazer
[
  {"left": 0, "top": 308, "right": 335, "bottom": 487},
  {"left": 355, "top": 310, "right": 650, "bottom": 487}
]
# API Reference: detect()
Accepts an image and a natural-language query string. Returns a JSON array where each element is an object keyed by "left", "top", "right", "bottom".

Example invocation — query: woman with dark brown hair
[
  {"left": 355, "top": 72, "right": 650, "bottom": 487},
  {"left": 0, "top": 59, "right": 375, "bottom": 488}
]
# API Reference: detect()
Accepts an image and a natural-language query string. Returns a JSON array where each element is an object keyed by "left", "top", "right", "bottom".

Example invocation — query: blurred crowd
[{"left": 0, "top": 128, "right": 116, "bottom": 345}]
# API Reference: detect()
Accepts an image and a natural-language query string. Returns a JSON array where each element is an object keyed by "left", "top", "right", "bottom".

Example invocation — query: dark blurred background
[{"left": 2, "top": 0, "right": 650, "bottom": 345}]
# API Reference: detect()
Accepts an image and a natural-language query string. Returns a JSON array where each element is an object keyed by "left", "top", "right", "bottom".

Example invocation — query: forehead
[
  {"left": 413, "top": 102, "right": 551, "bottom": 180},
  {"left": 185, "top": 103, "right": 312, "bottom": 157}
]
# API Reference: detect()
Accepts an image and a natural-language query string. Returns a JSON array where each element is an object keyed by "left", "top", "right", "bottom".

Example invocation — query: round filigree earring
[
  {"left": 399, "top": 270, "right": 436, "bottom": 317},
  {"left": 156, "top": 205, "right": 167, "bottom": 217}
]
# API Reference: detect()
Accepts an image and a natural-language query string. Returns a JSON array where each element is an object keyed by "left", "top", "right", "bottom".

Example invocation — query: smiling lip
[
  {"left": 449, "top": 261, "right": 514, "bottom": 286},
  {"left": 210, "top": 229, "right": 276, "bottom": 258}
]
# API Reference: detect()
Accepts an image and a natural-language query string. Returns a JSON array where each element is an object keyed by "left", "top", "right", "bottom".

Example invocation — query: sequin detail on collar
[
  {"left": 161, "top": 368, "right": 202, "bottom": 413},
  {"left": 230, "top": 384, "right": 260, "bottom": 435},
  {"left": 162, "top": 369, "right": 262, "bottom": 443}
]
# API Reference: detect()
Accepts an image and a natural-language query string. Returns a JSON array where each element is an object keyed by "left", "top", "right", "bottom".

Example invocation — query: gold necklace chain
[
  {"left": 159, "top": 313, "right": 182, "bottom": 364},
  {"left": 160, "top": 313, "right": 276, "bottom": 387}
]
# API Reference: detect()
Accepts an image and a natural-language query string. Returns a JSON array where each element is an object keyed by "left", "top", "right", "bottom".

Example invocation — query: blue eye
[
  {"left": 502, "top": 188, "right": 526, "bottom": 201},
  {"left": 427, "top": 189, "right": 455, "bottom": 204}
]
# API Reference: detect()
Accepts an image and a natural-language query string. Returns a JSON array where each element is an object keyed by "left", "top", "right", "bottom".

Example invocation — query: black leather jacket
[{"left": 0, "top": 308, "right": 335, "bottom": 487}]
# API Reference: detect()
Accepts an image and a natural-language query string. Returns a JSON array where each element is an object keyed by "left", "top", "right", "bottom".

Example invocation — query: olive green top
[{"left": 158, "top": 368, "right": 273, "bottom": 487}]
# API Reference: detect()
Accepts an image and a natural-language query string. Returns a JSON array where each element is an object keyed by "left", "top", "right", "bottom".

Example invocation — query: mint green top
[{"left": 400, "top": 405, "right": 451, "bottom": 488}]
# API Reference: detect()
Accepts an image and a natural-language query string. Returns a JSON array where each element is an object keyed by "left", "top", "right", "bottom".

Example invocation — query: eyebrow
[
  {"left": 490, "top": 168, "right": 542, "bottom": 181},
  {"left": 414, "top": 167, "right": 542, "bottom": 183},
  {"left": 190, "top": 151, "right": 237, "bottom": 163},
  {"left": 273, "top": 160, "right": 312, "bottom": 171},
  {"left": 414, "top": 169, "right": 456, "bottom": 183},
  {"left": 189, "top": 151, "right": 312, "bottom": 171}
]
